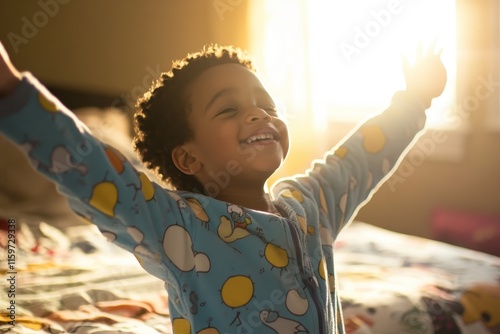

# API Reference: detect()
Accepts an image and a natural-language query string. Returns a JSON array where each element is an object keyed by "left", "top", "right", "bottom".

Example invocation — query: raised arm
[
  {"left": 273, "top": 45, "right": 447, "bottom": 237},
  {"left": 0, "top": 41, "right": 195, "bottom": 281}
]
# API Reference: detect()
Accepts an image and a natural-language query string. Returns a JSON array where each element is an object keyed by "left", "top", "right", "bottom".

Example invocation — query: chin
[
  {"left": 238, "top": 146, "right": 286, "bottom": 178},
  {"left": 252, "top": 158, "right": 283, "bottom": 176}
]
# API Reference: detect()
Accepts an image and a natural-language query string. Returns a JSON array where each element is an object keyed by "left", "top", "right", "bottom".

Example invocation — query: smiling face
[{"left": 174, "top": 63, "right": 289, "bottom": 195}]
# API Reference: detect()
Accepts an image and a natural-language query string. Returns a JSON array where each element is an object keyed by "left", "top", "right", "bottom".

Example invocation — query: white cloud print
[{"left": 163, "top": 225, "right": 211, "bottom": 273}]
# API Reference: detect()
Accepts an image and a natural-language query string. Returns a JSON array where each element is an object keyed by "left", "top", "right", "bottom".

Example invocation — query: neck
[{"left": 213, "top": 184, "right": 277, "bottom": 213}]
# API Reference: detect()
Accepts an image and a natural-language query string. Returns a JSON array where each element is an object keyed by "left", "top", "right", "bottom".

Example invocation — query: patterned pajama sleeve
[{"left": 0, "top": 73, "right": 188, "bottom": 282}]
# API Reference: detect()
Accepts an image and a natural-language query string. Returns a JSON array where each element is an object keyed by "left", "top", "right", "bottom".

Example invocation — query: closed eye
[
  {"left": 216, "top": 106, "right": 238, "bottom": 117},
  {"left": 264, "top": 106, "right": 279, "bottom": 116}
]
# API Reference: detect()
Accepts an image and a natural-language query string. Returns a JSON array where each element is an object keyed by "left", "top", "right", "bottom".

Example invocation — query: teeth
[{"left": 246, "top": 133, "right": 275, "bottom": 144}]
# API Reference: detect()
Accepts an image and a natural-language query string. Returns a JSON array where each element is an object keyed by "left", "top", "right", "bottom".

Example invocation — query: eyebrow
[{"left": 204, "top": 87, "right": 238, "bottom": 113}]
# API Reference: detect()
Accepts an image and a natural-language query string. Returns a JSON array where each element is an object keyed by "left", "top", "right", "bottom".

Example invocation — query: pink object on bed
[{"left": 431, "top": 207, "right": 500, "bottom": 257}]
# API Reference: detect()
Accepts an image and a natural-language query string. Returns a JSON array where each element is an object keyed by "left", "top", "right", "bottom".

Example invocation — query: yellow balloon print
[
  {"left": 172, "top": 317, "right": 191, "bottom": 334},
  {"left": 282, "top": 189, "right": 303, "bottom": 203},
  {"left": 89, "top": 181, "right": 118, "bottom": 217},
  {"left": 334, "top": 146, "right": 348, "bottom": 159},
  {"left": 318, "top": 257, "right": 327, "bottom": 280},
  {"left": 360, "top": 125, "right": 386, "bottom": 153},
  {"left": 105, "top": 147, "right": 125, "bottom": 174},
  {"left": 37, "top": 93, "right": 59, "bottom": 113},
  {"left": 264, "top": 243, "right": 289, "bottom": 269},
  {"left": 220, "top": 275, "right": 253, "bottom": 308},
  {"left": 139, "top": 172, "right": 155, "bottom": 201},
  {"left": 296, "top": 215, "right": 307, "bottom": 234}
]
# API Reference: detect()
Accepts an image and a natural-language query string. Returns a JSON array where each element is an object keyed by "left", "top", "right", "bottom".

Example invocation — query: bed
[{"left": 1, "top": 218, "right": 499, "bottom": 334}]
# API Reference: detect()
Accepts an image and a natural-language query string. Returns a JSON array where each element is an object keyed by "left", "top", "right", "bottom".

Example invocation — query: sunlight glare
[{"left": 251, "top": 0, "right": 457, "bottom": 129}]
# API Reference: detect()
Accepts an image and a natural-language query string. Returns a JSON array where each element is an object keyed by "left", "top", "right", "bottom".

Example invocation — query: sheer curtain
[{"left": 248, "top": 0, "right": 457, "bottom": 131}]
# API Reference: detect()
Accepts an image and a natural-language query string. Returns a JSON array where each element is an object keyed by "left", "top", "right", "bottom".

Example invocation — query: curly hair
[{"left": 134, "top": 44, "right": 256, "bottom": 192}]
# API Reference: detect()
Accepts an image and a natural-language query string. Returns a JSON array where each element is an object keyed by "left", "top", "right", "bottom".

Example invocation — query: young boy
[{"left": 0, "top": 42, "right": 446, "bottom": 333}]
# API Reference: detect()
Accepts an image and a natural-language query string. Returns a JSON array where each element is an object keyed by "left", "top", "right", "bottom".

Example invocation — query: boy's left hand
[{"left": 403, "top": 42, "right": 447, "bottom": 108}]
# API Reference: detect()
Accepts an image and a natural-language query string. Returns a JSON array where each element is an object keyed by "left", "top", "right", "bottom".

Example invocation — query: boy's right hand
[
  {"left": 402, "top": 42, "right": 447, "bottom": 108},
  {"left": 0, "top": 41, "right": 22, "bottom": 98}
]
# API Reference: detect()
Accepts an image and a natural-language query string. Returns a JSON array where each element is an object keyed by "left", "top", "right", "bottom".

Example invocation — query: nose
[{"left": 245, "top": 107, "right": 272, "bottom": 123}]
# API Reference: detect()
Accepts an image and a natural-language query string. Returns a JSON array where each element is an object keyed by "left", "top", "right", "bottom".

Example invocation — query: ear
[{"left": 171, "top": 144, "right": 202, "bottom": 175}]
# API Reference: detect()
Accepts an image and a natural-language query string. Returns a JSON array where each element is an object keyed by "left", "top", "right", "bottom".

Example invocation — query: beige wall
[
  {"left": 1, "top": 1, "right": 498, "bottom": 238},
  {"left": 1, "top": 0, "right": 249, "bottom": 94}
]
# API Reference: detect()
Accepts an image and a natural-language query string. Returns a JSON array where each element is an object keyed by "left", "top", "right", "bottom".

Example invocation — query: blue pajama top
[{"left": 0, "top": 73, "right": 426, "bottom": 334}]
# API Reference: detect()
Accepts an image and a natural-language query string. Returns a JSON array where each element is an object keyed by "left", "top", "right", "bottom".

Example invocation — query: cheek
[
  {"left": 210, "top": 126, "right": 237, "bottom": 147},
  {"left": 197, "top": 123, "right": 239, "bottom": 154}
]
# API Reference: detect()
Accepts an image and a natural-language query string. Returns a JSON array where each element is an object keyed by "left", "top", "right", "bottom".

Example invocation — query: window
[{"left": 249, "top": 0, "right": 457, "bottom": 131}]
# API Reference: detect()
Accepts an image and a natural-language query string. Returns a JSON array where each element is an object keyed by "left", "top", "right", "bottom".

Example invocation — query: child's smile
[{"left": 240, "top": 126, "right": 281, "bottom": 146}]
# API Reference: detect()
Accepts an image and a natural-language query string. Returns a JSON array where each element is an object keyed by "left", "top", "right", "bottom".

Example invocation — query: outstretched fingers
[
  {"left": 427, "top": 39, "right": 444, "bottom": 58},
  {"left": 411, "top": 40, "right": 443, "bottom": 66}
]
